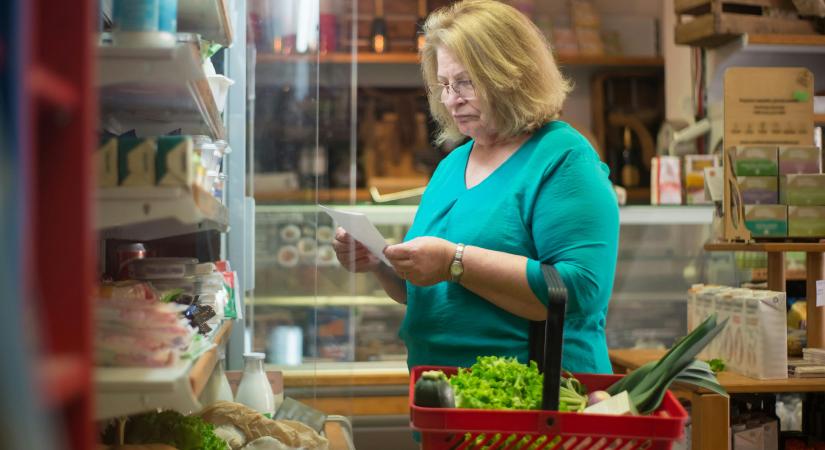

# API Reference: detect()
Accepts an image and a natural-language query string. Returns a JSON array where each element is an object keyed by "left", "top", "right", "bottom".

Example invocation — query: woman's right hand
[{"left": 332, "top": 227, "right": 381, "bottom": 273}]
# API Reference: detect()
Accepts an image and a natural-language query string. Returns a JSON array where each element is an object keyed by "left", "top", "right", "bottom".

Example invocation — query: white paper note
[
  {"left": 319, "top": 205, "right": 391, "bottom": 266},
  {"left": 817, "top": 279, "right": 824, "bottom": 307}
]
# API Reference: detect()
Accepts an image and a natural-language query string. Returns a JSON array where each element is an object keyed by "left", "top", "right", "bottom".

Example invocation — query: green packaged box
[
  {"left": 732, "top": 146, "right": 778, "bottom": 176},
  {"left": 96, "top": 138, "right": 118, "bottom": 188},
  {"left": 118, "top": 137, "right": 156, "bottom": 186},
  {"left": 156, "top": 136, "right": 194, "bottom": 187},
  {"left": 744, "top": 205, "right": 787, "bottom": 237},
  {"left": 788, "top": 206, "right": 825, "bottom": 237},
  {"left": 785, "top": 174, "right": 825, "bottom": 206}
]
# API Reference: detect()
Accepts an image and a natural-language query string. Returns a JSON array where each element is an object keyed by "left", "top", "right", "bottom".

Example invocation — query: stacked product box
[
  {"left": 96, "top": 135, "right": 228, "bottom": 197},
  {"left": 733, "top": 145, "right": 824, "bottom": 238},
  {"left": 688, "top": 284, "right": 787, "bottom": 380}
]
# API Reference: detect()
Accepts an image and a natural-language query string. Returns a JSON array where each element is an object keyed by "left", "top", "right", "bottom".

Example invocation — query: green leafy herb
[
  {"left": 706, "top": 358, "right": 726, "bottom": 374},
  {"left": 450, "top": 356, "right": 544, "bottom": 410},
  {"left": 101, "top": 410, "right": 225, "bottom": 450}
]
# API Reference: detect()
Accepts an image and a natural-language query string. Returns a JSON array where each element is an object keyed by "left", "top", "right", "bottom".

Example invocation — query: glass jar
[{"left": 235, "top": 352, "right": 276, "bottom": 417}]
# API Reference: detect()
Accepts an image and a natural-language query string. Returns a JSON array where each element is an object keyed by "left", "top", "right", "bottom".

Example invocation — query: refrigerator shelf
[
  {"left": 97, "top": 186, "right": 229, "bottom": 240},
  {"left": 178, "top": 0, "right": 234, "bottom": 47},
  {"left": 95, "top": 320, "right": 233, "bottom": 420},
  {"left": 98, "top": 44, "right": 226, "bottom": 139}
]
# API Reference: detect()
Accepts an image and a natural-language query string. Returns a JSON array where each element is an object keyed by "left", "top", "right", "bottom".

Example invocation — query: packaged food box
[
  {"left": 156, "top": 135, "right": 195, "bottom": 187},
  {"left": 732, "top": 146, "right": 778, "bottom": 176},
  {"left": 784, "top": 174, "right": 825, "bottom": 205},
  {"left": 778, "top": 146, "right": 822, "bottom": 175},
  {"left": 118, "top": 137, "right": 156, "bottom": 186},
  {"left": 97, "top": 138, "right": 118, "bottom": 188},
  {"left": 744, "top": 205, "right": 787, "bottom": 237},
  {"left": 684, "top": 154, "right": 719, "bottom": 205},
  {"left": 128, "top": 257, "right": 198, "bottom": 280},
  {"left": 737, "top": 176, "right": 778, "bottom": 204},
  {"left": 788, "top": 206, "right": 825, "bottom": 237}
]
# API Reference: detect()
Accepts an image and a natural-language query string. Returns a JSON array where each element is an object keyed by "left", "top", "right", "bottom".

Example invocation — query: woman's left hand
[{"left": 383, "top": 237, "right": 454, "bottom": 286}]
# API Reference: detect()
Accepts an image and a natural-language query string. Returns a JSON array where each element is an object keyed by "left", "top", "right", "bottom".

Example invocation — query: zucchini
[{"left": 414, "top": 370, "right": 455, "bottom": 408}]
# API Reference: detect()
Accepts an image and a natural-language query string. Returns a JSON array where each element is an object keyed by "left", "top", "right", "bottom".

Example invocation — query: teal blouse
[{"left": 399, "top": 121, "right": 619, "bottom": 374}]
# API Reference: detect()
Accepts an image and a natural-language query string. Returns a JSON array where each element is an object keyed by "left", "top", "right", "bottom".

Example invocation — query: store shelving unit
[
  {"left": 96, "top": 321, "right": 233, "bottom": 420},
  {"left": 98, "top": 43, "right": 226, "bottom": 139},
  {"left": 178, "top": 0, "right": 234, "bottom": 46},
  {"left": 704, "top": 241, "right": 825, "bottom": 349},
  {"left": 97, "top": 186, "right": 229, "bottom": 240},
  {"left": 258, "top": 52, "right": 664, "bottom": 67}
]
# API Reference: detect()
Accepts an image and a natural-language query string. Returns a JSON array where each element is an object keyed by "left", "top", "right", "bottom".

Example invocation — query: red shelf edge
[
  {"left": 39, "top": 353, "right": 88, "bottom": 408},
  {"left": 30, "top": 64, "right": 80, "bottom": 111}
]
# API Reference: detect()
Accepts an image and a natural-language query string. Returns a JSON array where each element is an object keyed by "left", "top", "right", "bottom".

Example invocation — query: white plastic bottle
[{"left": 235, "top": 352, "right": 276, "bottom": 418}]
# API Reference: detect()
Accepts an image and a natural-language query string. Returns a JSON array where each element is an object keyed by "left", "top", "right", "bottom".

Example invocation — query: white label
[{"left": 817, "top": 279, "right": 825, "bottom": 307}]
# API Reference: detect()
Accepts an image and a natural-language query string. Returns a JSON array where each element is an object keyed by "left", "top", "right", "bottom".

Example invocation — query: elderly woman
[{"left": 333, "top": 0, "right": 619, "bottom": 374}]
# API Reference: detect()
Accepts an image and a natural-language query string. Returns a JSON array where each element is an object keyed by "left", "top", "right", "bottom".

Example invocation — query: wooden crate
[{"left": 674, "top": 0, "right": 818, "bottom": 47}]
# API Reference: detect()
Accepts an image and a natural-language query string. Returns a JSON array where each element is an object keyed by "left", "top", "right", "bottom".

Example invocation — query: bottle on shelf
[
  {"left": 620, "top": 126, "right": 641, "bottom": 188},
  {"left": 200, "top": 353, "right": 234, "bottom": 407},
  {"left": 235, "top": 352, "right": 276, "bottom": 418}
]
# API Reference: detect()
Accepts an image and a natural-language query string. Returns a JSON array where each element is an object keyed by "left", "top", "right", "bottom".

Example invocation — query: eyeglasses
[{"left": 428, "top": 79, "right": 475, "bottom": 102}]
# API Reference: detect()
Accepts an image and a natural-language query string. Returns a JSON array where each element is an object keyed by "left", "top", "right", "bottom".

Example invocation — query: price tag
[{"left": 817, "top": 280, "right": 825, "bottom": 307}]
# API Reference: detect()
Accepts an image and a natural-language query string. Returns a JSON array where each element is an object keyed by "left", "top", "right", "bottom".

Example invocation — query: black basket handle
[{"left": 528, "top": 264, "right": 568, "bottom": 411}]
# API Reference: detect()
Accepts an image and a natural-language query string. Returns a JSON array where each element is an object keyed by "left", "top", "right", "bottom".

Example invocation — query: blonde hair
[{"left": 421, "top": 0, "right": 571, "bottom": 145}]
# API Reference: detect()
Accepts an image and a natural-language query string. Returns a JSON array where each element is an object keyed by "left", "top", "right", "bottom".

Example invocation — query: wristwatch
[{"left": 449, "top": 243, "right": 465, "bottom": 283}]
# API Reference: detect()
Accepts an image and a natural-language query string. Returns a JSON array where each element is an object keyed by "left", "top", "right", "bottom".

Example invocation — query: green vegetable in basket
[
  {"left": 450, "top": 356, "right": 544, "bottom": 410},
  {"left": 706, "top": 358, "right": 726, "bottom": 374},
  {"left": 414, "top": 370, "right": 455, "bottom": 408},
  {"left": 100, "top": 410, "right": 225, "bottom": 450},
  {"left": 606, "top": 313, "right": 728, "bottom": 414}
]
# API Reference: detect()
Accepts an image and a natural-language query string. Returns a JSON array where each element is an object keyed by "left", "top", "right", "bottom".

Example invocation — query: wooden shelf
[
  {"left": 610, "top": 348, "right": 825, "bottom": 393},
  {"left": 704, "top": 241, "right": 825, "bottom": 253},
  {"left": 815, "top": 114, "right": 825, "bottom": 124},
  {"left": 257, "top": 52, "right": 663, "bottom": 68},
  {"left": 746, "top": 33, "right": 825, "bottom": 47}
]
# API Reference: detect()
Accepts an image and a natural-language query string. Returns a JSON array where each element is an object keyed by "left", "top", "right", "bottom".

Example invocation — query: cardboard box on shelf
[
  {"left": 737, "top": 176, "right": 779, "bottom": 205},
  {"left": 651, "top": 156, "right": 682, "bottom": 205},
  {"left": 778, "top": 145, "right": 822, "bottom": 175},
  {"left": 97, "top": 138, "right": 118, "bottom": 188},
  {"left": 784, "top": 174, "right": 825, "bottom": 205},
  {"left": 744, "top": 205, "right": 787, "bottom": 237},
  {"left": 732, "top": 147, "right": 778, "bottom": 177},
  {"left": 788, "top": 206, "right": 825, "bottom": 237},
  {"left": 684, "top": 154, "right": 720, "bottom": 205},
  {"left": 156, "top": 136, "right": 195, "bottom": 187},
  {"left": 117, "top": 137, "right": 157, "bottom": 187}
]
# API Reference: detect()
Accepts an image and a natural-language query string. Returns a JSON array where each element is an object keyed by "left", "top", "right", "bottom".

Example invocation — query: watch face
[{"left": 450, "top": 261, "right": 463, "bottom": 277}]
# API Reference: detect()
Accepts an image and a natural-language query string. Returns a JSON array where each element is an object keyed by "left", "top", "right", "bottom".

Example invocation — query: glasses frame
[{"left": 428, "top": 79, "right": 475, "bottom": 102}]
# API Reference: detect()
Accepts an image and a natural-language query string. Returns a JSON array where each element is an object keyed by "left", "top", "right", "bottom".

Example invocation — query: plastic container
[
  {"left": 235, "top": 352, "right": 277, "bottom": 418},
  {"left": 112, "top": 0, "right": 175, "bottom": 47},
  {"left": 128, "top": 257, "right": 198, "bottom": 280},
  {"left": 158, "top": 0, "right": 177, "bottom": 33},
  {"left": 208, "top": 75, "right": 235, "bottom": 114}
]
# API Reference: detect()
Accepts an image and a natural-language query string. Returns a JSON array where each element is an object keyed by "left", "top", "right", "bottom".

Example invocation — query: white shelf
[
  {"left": 178, "top": 0, "right": 234, "bottom": 47},
  {"left": 253, "top": 295, "right": 400, "bottom": 307},
  {"left": 98, "top": 44, "right": 226, "bottom": 139},
  {"left": 619, "top": 205, "right": 714, "bottom": 225},
  {"left": 258, "top": 204, "right": 714, "bottom": 226},
  {"left": 95, "top": 321, "right": 233, "bottom": 420},
  {"left": 97, "top": 186, "right": 228, "bottom": 240}
]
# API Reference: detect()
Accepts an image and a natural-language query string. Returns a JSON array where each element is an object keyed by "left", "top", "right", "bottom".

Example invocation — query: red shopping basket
[{"left": 409, "top": 266, "right": 689, "bottom": 450}]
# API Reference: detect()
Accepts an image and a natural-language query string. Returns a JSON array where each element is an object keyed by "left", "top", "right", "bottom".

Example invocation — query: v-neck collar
[{"left": 462, "top": 132, "right": 537, "bottom": 191}]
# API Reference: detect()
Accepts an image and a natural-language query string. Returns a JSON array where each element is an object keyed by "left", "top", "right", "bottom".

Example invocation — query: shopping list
[{"left": 319, "top": 205, "right": 391, "bottom": 266}]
